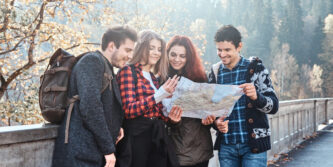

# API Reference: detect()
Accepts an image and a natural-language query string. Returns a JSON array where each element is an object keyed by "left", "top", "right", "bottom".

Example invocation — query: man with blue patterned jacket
[{"left": 208, "top": 25, "right": 279, "bottom": 167}]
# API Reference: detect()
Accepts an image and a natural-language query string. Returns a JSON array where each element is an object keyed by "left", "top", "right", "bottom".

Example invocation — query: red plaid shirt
[{"left": 117, "top": 63, "right": 167, "bottom": 121}]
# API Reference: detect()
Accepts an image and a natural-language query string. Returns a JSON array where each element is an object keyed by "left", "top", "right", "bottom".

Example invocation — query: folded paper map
[{"left": 162, "top": 77, "right": 244, "bottom": 119}]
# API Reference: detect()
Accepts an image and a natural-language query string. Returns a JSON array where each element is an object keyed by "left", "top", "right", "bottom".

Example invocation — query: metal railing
[
  {"left": 209, "top": 98, "right": 333, "bottom": 167},
  {"left": 1, "top": 98, "right": 333, "bottom": 167},
  {"left": 267, "top": 98, "right": 333, "bottom": 158}
]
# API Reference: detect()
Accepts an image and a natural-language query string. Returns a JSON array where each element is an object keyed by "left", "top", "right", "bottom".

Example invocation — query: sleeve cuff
[
  {"left": 154, "top": 87, "right": 171, "bottom": 103},
  {"left": 252, "top": 92, "right": 273, "bottom": 113},
  {"left": 167, "top": 119, "right": 182, "bottom": 127},
  {"left": 252, "top": 91, "right": 266, "bottom": 108},
  {"left": 100, "top": 143, "right": 116, "bottom": 155}
]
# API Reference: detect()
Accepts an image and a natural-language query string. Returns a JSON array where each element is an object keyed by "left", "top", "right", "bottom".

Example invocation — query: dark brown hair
[
  {"left": 214, "top": 25, "right": 242, "bottom": 48},
  {"left": 164, "top": 35, "right": 207, "bottom": 83},
  {"left": 101, "top": 25, "right": 137, "bottom": 51}
]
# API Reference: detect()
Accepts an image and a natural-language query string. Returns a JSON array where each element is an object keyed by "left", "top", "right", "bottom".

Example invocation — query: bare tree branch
[
  {"left": 65, "top": 44, "right": 80, "bottom": 50},
  {"left": 27, "top": 1, "right": 47, "bottom": 63},
  {"left": 40, "top": 35, "right": 52, "bottom": 43},
  {"left": 0, "top": 1, "right": 48, "bottom": 99},
  {"left": 1, "top": 1, "right": 49, "bottom": 56},
  {"left": 0, "top": 34, "right": 23, "bottom": 41},
  {"left": 65, "top": 42, "right": 100, "bottom": 50},
  {"left": 0, "top": 71, "right": 5, "bottom": 88},
  {"left": 7, "top": 25, "right": 21, "bottom": 31},
  {"left": 0, "top": 56, "right": 50, "bottom": 99},
  {"left": 0, "top": 35, "right": 31, "bottom": 55}
]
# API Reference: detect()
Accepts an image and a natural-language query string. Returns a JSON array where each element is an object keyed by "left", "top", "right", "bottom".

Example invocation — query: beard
[{"left": 110, "top": 50, "right": 120, "bottom": 68}]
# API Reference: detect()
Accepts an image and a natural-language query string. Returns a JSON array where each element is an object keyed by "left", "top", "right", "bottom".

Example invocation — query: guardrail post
[
  {"left": 325, "top": 99, "right": 329, "bottom": 124},
  {"left": 314, "top": 100, "right": 317, "bottom": 132}
]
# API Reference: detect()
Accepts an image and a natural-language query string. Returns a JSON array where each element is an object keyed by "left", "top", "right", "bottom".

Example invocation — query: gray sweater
[{"left": 52, "top": 51, "right": 123, "bottom": 167}]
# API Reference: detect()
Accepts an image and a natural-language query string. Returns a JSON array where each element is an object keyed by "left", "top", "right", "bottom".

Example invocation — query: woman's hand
[
  {"left": 162, "top": 75, "right": 179, "bottom": 94},
  {"left": 201, "top": 115, "right": 216, "bottom": 125},
  {"left": 215, "top": 116, "right": 229, "bottom": 133},
  {"left": 115, "top": 128, "right": 124, "bottom": 144},
  {"left": 168, "top": 106, "right": 183, "bottom": 123}
]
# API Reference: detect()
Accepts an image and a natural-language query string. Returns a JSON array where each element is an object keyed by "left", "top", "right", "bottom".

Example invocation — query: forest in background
[{"left": 1, "top": 0, "right": 333, "bottom": 125}]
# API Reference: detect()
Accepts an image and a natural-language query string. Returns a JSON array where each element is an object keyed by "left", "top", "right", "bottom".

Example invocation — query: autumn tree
[
  {"left": 0, "top": 0, "right": 116, "bottom": 125},
  {"left": 297, "top": 64, "right": 312, "bottom": 99},
  {"left": 0, "top": 0, "right": 112, "bottom": 99},
  {"left": 271, "top": 43, "right": 300, "bottom": 100},
  {"left": 310, "top": 64, "right": 323, "bottom": 97}
]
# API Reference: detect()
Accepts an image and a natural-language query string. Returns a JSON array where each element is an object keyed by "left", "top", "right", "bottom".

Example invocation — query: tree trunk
[{"left": 0, "top": 89, "right": 5, "bottom": 100}]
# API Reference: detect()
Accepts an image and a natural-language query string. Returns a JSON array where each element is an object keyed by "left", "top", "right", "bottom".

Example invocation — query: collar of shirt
[
  {"left": 134, "top": 62, "right": 143, "bottom": 73},
  {"left": 99, "top": 51, "right": 115, "bottom": 75},
  {"left": 220, "top": 56, "right": 246, "bottom": 71},
  {"left": 133, "top": 62, "right": 160, "bottom": 89}
]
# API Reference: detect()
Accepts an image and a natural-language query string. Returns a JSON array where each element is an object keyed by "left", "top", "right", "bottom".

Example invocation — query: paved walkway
[{"left": 270, "top": 123, "right": 333, "bottom": 167}]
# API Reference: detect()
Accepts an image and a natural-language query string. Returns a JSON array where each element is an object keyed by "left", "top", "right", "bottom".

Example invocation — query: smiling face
[
  {"left": 110, "top": 38, "right": 135, "bottom": 68},
  {"left": 168, "top": 45, "right": 187, "bottom": 71},
  {"left": 216, "top": 41, "right": 242, "bottom": 69},
  {"left": 147, "top": 38, "right": 162, "bottom": 66}
]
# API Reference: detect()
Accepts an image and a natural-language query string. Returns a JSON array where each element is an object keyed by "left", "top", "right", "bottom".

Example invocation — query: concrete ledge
[
  {"left": 0, "top": 98, "right": 332, "bottom": 167},
  {"left": 0, "top": 139, "right": 55, "bottom": 167},
  {"left": 279, "top": 98, "right": 333, "bottom": 106},
  {"left": 0, "top": 124, "right": 59, "bottom": 145}
]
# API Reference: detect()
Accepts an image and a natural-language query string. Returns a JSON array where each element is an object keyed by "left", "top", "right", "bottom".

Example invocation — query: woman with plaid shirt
[{"left": 116, "top": 30, "right": 183, "bottom": 167}]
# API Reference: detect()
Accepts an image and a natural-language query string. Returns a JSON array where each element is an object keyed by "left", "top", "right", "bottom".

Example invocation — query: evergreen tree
[
  {"left": 311, "top": 0, "right": 333, "bottom": 19},
  {"left": 309, "top": 18, "right": 325, "bottom": 65},
  {"left": 278, "top": 0, "right": 305, "bottom": 64},
  {"left": 319, "top": 14, "right": 333, "bottom": 97},
  {"left": 245, "top": 0, "right": 273, "bottom": 64},
  {"left": 300, "top": 0, "right": 313, "bottom": 15}
]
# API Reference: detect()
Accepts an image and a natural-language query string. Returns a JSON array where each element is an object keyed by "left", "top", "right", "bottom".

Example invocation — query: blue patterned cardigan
[{"left": 208, "top": 57, "right": 279, "bottom": 153}]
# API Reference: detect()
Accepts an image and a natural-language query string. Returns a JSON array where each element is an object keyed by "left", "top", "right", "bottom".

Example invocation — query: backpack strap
[
  {"left": 101, "top": 55, "right": 114, "bottom": 93},
  {"left": 65, "top": 95, "right": 79, "bottom": 143}
]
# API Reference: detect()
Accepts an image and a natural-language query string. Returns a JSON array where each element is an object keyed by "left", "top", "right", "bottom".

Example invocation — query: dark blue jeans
[{"left": 218, "top": 143, "right": 267, "bottom": 167}]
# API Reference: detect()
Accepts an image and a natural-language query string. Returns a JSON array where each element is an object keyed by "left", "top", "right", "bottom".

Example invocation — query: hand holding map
[{"left": 162, "top": 77, "right": 244, "bottom": 119}]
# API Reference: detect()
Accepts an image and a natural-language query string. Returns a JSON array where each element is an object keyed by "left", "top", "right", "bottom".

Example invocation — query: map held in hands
[{"left": 163, "top": 77, "right": 244, "bottom": 119}]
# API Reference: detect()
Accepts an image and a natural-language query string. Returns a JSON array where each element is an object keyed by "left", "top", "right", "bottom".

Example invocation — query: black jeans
[
  {"left": 131, "top": 129, "right": 156, "bottom": 167},
  {"left": 116, "top": 117, "right": 179, "bottom": 167},
  {"left": 181, "top": 160, "right": 209, "bottom": 167}
]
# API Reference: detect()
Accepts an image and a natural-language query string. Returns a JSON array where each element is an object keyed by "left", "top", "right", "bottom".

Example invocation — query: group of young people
[{"left": 52, "top": 25, "right": 279, "bottom": 167}]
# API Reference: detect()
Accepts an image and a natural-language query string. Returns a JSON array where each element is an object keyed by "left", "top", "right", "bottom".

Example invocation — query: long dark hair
[{"left": 164, "top": 35, "right": 207, "bottom": 83}]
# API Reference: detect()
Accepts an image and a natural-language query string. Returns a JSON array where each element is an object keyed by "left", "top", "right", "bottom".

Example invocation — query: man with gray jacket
[{"left": 52, "top": 26, "right": 137, "bottom": 167}]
